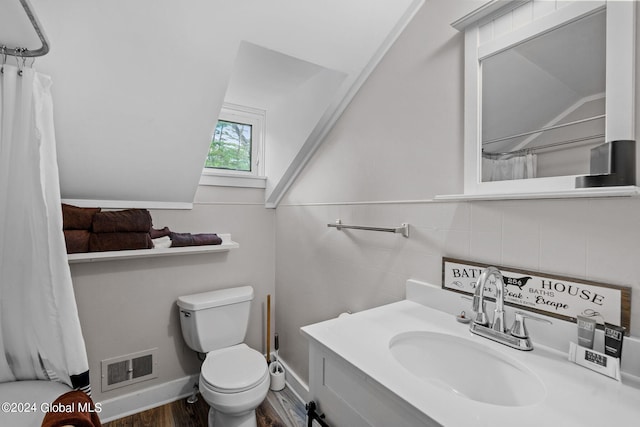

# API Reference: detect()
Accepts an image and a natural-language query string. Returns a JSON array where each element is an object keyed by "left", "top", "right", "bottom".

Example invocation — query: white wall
[
  {"left": 70, "top": 186, "right": 275, "bottom": 404},
  {"left": 275, "top": 0, "right": 640, "bottom": 385}
]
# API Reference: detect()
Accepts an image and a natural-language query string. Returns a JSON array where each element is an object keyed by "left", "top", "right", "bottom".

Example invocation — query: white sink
[{"left": 389, "top": 331, "right": 546, "bottom": 407}]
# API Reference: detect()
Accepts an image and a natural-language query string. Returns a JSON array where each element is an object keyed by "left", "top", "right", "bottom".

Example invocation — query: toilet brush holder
[{"left": 269, "top": 361, "right": 285, "bottom": 391}]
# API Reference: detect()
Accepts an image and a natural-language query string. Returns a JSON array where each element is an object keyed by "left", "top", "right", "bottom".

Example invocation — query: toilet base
[{"left": 209, "top": 406, "right": 257, "bottom": 427}]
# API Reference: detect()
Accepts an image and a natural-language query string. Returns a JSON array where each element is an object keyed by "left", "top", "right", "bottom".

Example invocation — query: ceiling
[{"left": 2, "top": 0, "right": 424, "bottom": 208}]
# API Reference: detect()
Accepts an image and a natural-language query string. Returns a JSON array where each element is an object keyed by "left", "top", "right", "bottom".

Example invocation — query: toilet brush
[
  {"left": 272, "top": 333, "right": 284, "bottom": 373},
  {"left": 269, "top": 333, "right": 285, "bottom": 391}
]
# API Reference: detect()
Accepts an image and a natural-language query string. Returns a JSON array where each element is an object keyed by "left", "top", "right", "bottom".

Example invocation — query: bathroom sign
[{"left": 442, "top": 257, "right": 631, "bottom": 332}]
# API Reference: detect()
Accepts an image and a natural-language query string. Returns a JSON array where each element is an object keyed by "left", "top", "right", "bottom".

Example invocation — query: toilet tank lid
[{"left": 177, "top": 286, "right": 254, "bottom": 311}]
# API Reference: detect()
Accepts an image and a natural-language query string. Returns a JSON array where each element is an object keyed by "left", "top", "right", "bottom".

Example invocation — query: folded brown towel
[
  {"left": 169, "top": 232, "right": 222, "bottom": 247},
  {"left": 89, "top": 232, "right": 153, "bottom": 252},
  {"left": 41, "top": 390, "right": 102, "bottom": 427},
  {"left": 150, "top": 226, "right": 171, "bottom": 239},
  {"left": 92, "top": 209, "right": 152, "bottom": 233},
  {"left": 62, "top": 204, "right": 101, "bottom": 230},
  {"left": 64, "top": 230, "right": 91, "bottom": 254}
]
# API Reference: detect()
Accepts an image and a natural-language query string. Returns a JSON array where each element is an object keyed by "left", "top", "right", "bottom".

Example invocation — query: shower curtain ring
[
  {"left": 17, "top": 48, "right": 27, "bottom": 76},
  {"left": 0, "top": 45, "right": 6, "bottom": 74}
]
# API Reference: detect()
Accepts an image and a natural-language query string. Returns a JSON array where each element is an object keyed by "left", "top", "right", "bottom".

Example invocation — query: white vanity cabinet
[{"left": 307, "top": 339, "right": 438, "bottom": 427}]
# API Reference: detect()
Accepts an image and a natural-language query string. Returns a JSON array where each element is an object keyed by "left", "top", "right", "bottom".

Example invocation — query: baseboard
[
  {"left": 98, "top": 374, "right": 199, "bottom": 423},
  {"left": 276, "top": 356, "right": 309, "bottom": 404},
  {"left": 100, "top": 358, "right": 309, "bottom": 423}
]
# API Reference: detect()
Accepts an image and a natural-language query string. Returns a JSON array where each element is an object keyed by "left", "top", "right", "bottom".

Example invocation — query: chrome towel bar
[{"left": 327, "top": 219, "right": 409, "bottom": 238}]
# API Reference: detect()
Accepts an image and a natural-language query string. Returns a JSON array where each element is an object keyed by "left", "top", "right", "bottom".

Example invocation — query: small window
[
  {"left": 202, "top": 104, "right": 265, "bottom": 182},
  {"left": 206, "top": 120, "right": 253, "bottom": 172}
]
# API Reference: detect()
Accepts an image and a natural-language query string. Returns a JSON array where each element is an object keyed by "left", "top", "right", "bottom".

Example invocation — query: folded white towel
[{"left": 153, "top": 236, "right": 172, "bottom": 249}]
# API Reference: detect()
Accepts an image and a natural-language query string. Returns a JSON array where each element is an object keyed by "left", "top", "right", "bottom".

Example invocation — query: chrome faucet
[
  {"left": 470, "top": 266, "right": 550, "bottom": 351},
  {"left": 472, "top": 266, "right": 505, "bottom": 332}
]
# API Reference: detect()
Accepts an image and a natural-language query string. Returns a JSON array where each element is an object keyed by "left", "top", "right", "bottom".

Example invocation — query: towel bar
[{"left": 327, "top": 219, "right": 409, "bottom": 238}]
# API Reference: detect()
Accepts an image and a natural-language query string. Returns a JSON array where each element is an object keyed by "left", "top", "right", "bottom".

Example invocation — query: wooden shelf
[{"left": 67, "top": 234, "right": 238, "bottom": 264}]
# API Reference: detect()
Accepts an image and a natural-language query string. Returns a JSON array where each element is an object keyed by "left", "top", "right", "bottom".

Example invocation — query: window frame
[{"left": 200, "top": 103, "right": 266, "bottom": 188}]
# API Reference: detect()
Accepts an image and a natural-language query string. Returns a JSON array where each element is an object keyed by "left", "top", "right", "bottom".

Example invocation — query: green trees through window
[{"left": 205, "top": 120, "right": 252, "bottom": 172}]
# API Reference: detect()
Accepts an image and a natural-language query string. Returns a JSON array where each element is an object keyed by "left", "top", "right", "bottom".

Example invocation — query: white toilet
[{"left": 177, "top": 286, "right": 269, "bottom": 427}]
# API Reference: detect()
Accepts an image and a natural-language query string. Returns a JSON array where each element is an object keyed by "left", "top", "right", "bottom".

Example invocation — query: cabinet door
[{"left": 308, "top": 342, "right": 438, "bottom": 427}]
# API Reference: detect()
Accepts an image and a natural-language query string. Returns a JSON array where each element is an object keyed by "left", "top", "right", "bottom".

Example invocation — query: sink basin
[{"left": 389, "top": 331, "right": 546, "bottom": 407}]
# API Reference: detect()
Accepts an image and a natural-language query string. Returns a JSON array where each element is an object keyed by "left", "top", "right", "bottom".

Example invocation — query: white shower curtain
[
  {"left": 482, "top": 153, "right": 537, "bottom": 181},
  {"left": 0, "top": 64, "right": 90, "bottom": 393}
]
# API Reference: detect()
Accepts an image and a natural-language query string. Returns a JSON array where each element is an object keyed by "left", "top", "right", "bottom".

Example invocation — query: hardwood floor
[
  {"left": 103, "top": 387, "right": 306, "bottom": 427},
  {"left": 261, "top": 387, "right": 306, "bottom": 427}
]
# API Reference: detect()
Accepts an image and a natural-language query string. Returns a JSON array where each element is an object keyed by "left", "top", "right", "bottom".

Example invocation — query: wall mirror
[
  {"left": 481, "top": 9, "right": 605, "bottom": 182},
  {"left": 450, "top": 0, "right": 636, "bottom": 198}
]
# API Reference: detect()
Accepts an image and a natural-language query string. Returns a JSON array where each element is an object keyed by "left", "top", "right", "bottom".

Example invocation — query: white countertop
[{"left": 302, "top": 289, "right": 640, "bottom": 426}]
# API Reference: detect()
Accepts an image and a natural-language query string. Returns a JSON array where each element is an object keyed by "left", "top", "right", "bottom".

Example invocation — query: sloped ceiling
[
  {"left": 222, "top": 41, "right": 349, "bottom": 205},
  {"left": 4, "top": 0, "right": 423, "bottom": 208}
]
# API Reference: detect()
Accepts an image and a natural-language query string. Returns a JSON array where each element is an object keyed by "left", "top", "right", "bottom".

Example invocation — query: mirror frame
[{"left": 453, "top": 0, "right": 636, "bottom": 198}]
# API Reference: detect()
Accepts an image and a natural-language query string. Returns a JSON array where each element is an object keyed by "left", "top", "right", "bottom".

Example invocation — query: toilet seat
[{"left": 201, "top": 344, "right": 268, "bottom": 393}]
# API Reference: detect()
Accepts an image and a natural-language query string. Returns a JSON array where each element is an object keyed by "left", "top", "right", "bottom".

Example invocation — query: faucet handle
[
  {"left": 472, "top": 294, "right": 488, "bottom": 326},
  {"left": 510, "top": 313, "right": 528, "bottom": 338},
  {"left": 510, "top": 311, "right": 552, "bottom": 338}
]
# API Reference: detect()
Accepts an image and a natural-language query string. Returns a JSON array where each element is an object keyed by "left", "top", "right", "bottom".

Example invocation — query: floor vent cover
[{"left": 101, "top": 348, "right": 158, "bottom": 392}]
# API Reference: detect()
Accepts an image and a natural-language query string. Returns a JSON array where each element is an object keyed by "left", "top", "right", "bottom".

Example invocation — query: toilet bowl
[
  {"left": 177, "top": 286, "right": 269, "bottom": 427},
  {"left": 199, "top": 344, "right": 269, "bottom": 427}
]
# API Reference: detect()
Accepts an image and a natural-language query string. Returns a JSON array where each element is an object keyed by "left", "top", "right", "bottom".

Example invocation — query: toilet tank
[{"left": 177, "top": 286, "right": 254, "bottom": 353}]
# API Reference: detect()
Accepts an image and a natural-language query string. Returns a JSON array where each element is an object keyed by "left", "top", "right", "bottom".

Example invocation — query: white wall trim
[
  {"left": 278, "top": 198, "right": 440, "bottom": 207},
  {"left": 61, "top": 199, "right": 193, "bottom": 210},
  {"left": 264, "top": 0, "right": 426, "bottom": 209},
  {"left": 194, "top": 201, "right": 267, "bottom": 206},
  {"left": 98, "top": 374, "right": 198, "bottom": 423},
  {"left": 199, "top": 173, "right": 267, "bottom": 188},
  {"left": 276, "top": 186, "right": 640, "bottom": 207}
]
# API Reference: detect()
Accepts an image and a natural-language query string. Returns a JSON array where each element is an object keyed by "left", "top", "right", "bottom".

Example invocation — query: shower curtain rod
[
  {"left": 482, "top": 133, "right": 605, "bottom": 157},
  {"left": 1, "top": 0, "right": 50, "bottom": 58},
  {"left": 482, "top": 114, "right": 605, "bottom": 146}
]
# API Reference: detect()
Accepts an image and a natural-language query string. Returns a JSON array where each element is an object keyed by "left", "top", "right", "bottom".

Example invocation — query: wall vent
[{"left": 101, "top": 348, "right": 158, "bottom": 392}]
